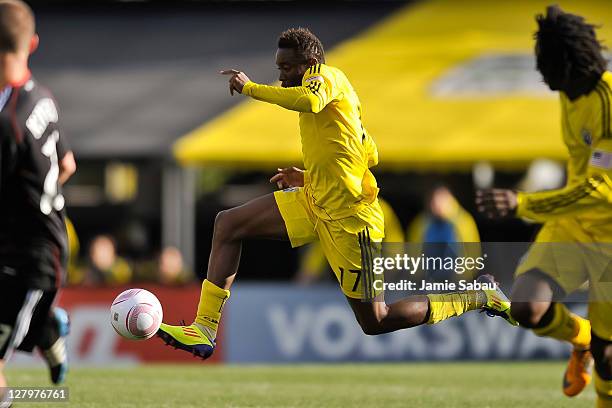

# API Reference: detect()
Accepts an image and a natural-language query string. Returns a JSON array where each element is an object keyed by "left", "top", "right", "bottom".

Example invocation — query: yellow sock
[
  {"left": 533, "top": 303, "right": 591, "bottom": 349},
  {"left": 426, "top": 291, "right": 484, "bottom": 324},
  {"left": 194, "top": 279, "right": 230, "bottom": 336},
  {"left": 596, "top": 372, "right": 612, "bottom": 408}
]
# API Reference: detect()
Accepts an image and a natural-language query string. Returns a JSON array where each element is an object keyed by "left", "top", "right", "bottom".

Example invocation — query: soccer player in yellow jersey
[
  {"left": 477, "top": 6, "right": 612, "bottom": 406},
  {"left": 158, "top": 27, "right": 515, "bottom": 362}
]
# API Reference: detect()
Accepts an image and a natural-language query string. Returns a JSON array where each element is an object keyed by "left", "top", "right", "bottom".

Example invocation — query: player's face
[{"left": 275, "top": 48, "right": 309, "bottom": 87}]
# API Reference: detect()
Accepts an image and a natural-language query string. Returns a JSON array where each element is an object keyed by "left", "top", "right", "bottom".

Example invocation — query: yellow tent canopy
[{"left": 174, "top": 0, "right": 612, "bottom": 171}]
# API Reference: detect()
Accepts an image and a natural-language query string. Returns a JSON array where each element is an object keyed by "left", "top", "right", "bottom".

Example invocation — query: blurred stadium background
[{"left": 7, "top": 0, "right": 612, "bottom": 406}]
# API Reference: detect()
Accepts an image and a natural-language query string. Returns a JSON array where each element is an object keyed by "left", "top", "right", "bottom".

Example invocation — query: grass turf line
[{"left": 6, "top": 362, "right": 595, "bottom": 408}]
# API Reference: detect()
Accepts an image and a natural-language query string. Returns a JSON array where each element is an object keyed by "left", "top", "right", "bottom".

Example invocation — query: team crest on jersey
[{"left": 581, "top": 128, "right": 592, "bottom": 146}]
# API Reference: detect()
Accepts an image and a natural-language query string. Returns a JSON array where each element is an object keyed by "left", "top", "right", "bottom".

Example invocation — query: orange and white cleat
[{"left": 563, "top": 348, "right": 593, "bottom": 397}]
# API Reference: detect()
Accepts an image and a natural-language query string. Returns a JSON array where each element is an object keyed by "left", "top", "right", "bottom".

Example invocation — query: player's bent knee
[
  {"left": 353, "top": 305, "right": 391, "bottom": 336},
  {"left": 510, "top": 301, "right": 550, "bottom": 328},
  {"left": 213, "top": 209, "right": 241, "bottom": 242},
  {"left": 357, "top": 320, "right": 385, "bottom": 336},
  {"left": 213, "top": 210, "right": 231, "bottom": 241}
]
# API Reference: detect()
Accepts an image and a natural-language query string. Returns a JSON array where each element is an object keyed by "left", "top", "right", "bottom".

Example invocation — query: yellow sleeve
[
  {"left": 242, "top": 63, "right": 337, "bottom": 113},
  {"left": 517, "top": 140, "right": 612, "bottom": 221}
]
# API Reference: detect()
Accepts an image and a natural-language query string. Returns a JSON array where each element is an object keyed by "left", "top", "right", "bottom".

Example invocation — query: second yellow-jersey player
[
  {"left": 515, "top": 71, "right": 612, "bottom": 342},
  {"left": 476, "top": 7, "right": 612, "bottom": 403}
]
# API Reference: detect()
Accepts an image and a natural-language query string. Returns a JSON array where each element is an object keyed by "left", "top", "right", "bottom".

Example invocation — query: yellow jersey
[
  {"left": 517, "top": 71, "right": 612, "bottom": 239},
  {"left": 242, "top": 63, "right": 379, "bottom": 221}
]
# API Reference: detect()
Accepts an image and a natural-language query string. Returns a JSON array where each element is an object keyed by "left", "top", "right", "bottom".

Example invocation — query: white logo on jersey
[
  {"left": 26, "top": 98, "right": 58, "bottom": 140},
  {"left": 40, "top": 130, "right": 65, "bottom": 215}
]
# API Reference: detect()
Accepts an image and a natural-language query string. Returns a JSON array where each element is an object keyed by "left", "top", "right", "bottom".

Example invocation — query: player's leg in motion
[
  {"left": 319, "top": 204, "right": 516, "bottom": 334},
  {"left": 346, "top": 275, "right": 514, "bottom": 335},
  {"left": 157, "top": 193, "right": 288, "bottom": 358},
  {"left": 33, "top": 307, "right": 70, "bottom": 385},
  {"left": 511, "top": 271, "right": 592, "bottom": 397},
  {"left": 0, "top": 284, "right": 45, "bottom": 407},
  {"left": 11, "top": 288, "right": 69, "bottom": 385}
]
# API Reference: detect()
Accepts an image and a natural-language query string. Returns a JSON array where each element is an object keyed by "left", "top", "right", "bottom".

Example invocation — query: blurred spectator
[
  {"left": 295, "top": 197, "right": 404, "bottom": 284},
  {"left": 84, "top": 234, "right": 133, "bottom": 285},
  {"left": 407, "top": 185, "right": 481, "bottom": 279},
  {"left": 158, "top": 246, "right": 193, "bottom": 285},
  {"left": 134, "top": 246, "right": 194, "bottom": 285}
]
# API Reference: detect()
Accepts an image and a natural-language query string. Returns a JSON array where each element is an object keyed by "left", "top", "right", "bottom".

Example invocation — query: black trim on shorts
[
  {"left": 358, "top": 228, "right": 376, "bottom": 300},
  {"left": 0, "top": 285, "right": 43, "bottom": 360}
]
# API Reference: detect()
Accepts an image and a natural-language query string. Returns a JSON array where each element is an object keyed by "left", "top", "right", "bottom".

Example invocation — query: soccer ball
[{"left": 110, "top": 289, "right": 163, "bottom": 340}]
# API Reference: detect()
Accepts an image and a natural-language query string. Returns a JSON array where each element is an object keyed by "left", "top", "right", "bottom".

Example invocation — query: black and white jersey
[{"left": 0, "top": 74, "right": 70, "bottom": 290}]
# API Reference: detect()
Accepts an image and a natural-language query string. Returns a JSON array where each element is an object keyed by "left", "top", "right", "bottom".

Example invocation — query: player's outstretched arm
[
  {"left": 514, "top": 135, "right": 612, "bottom": 221},
  {"left": 476, "top": 171, "right": 612, "bottom": 222},
  {"left": 221, "top": 69, "right": 330, "bottom": 113},
  {"left": 477, "top": 131, "right": 612, "bottom": 221},
  {"left": 514, "top": 172, "right": 612, "bottom": 222}
]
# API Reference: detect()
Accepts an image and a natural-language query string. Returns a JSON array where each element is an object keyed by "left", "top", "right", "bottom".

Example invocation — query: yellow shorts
[
  {"left": 515, "top": 217, "right": 612, "bottom": 340},
  {"left": 274, "top": 187, "right": 385, "bottom": 299}
]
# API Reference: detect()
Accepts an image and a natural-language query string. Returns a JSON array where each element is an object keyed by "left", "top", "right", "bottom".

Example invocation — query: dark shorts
[{"left": 0, "top": 279, "right": 57, "bottom": 360}]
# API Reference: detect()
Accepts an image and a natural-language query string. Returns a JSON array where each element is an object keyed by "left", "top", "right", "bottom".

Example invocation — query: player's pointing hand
[{"left": 220, "top": 69, "right": 251, "bottom": 95}]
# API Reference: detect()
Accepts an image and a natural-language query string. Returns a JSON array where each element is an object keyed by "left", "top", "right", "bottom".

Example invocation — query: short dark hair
[
  {"left": 0, "top": 0, "right": 35, "bottom": 53},
  {"left": 278, "top": 27, "right": 325, "bottom": 64},
  {"left": 535, "top": 5, "right": 607, "bottom": 89}
]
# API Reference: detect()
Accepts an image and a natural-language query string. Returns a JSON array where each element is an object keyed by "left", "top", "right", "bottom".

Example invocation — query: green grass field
[{"left": 6, "top": 362, "right": 596, "bottom": 408}]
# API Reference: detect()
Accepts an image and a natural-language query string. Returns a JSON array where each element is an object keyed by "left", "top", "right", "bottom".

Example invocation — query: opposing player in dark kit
[{"left": 0, "top": 1, "right": 75, "bottom": 406}]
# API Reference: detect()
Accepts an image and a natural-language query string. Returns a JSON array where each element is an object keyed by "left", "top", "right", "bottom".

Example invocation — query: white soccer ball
[{"left": 110, "top": 289, "right": 163, "bottom": 340}]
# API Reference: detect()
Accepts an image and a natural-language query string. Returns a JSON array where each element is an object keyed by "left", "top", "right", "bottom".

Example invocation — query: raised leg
[{"left": 207, "top": 193, "right": 288, "bottom": 289}]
